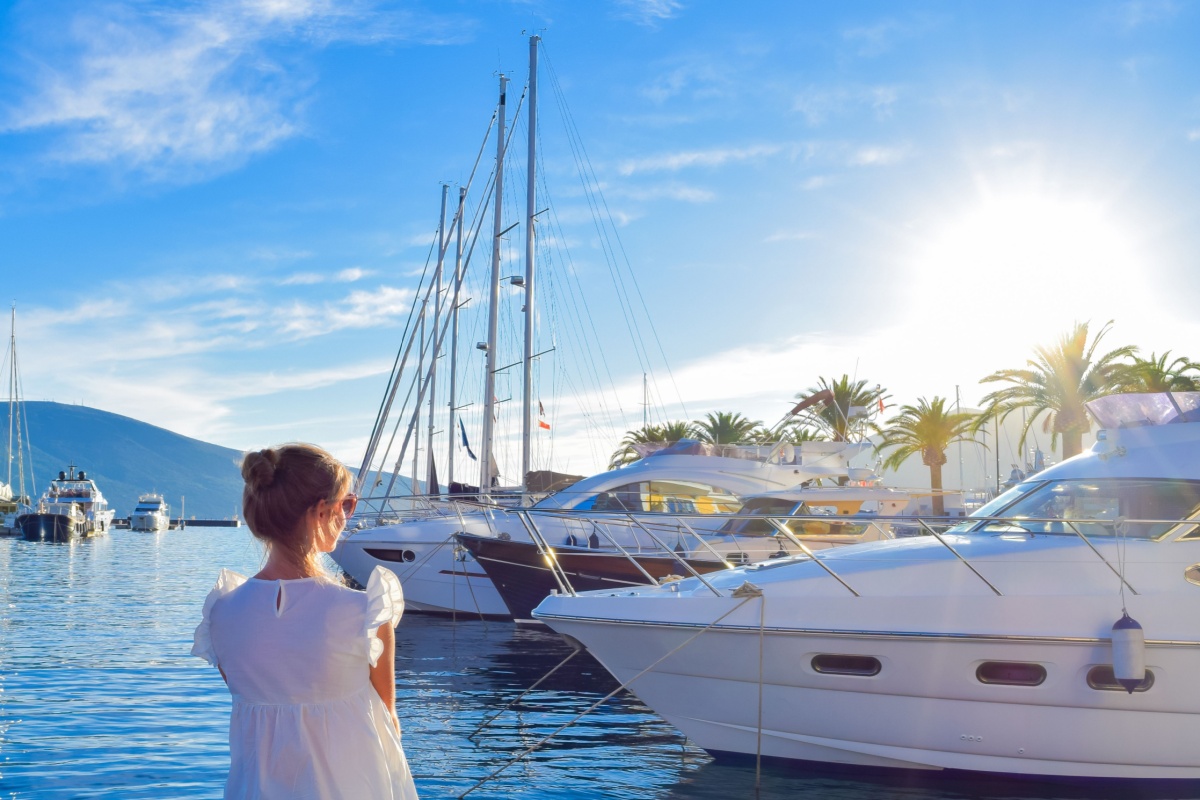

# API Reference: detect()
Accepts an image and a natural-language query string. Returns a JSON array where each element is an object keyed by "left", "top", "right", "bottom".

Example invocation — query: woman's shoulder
[{"left": 208, "top": 569, "right": 251, "bottom": 598}]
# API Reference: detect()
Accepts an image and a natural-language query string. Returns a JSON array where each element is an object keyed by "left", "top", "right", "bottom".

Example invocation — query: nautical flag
[
  {"left": 538, "top": 400, "right": 550, "bottom": 430},
  {"left": 538, "top": 400, "right": 545, "bottom": 416},
  {"left": 877, "top": 397, "right": 885, "bottom": 413},
  {"left": 459, "top": 419, "right": 477, "bottom": 461},
  {"left": 539, "top": 419, "right": 551, "bottom": 431}
]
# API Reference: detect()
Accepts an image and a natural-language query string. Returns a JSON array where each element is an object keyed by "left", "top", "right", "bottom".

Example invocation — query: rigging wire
[{"left": 542, "top": 43, "right": 690, "bottom": 425}]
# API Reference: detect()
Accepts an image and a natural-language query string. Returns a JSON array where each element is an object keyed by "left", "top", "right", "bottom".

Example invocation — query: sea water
[{"left": 0, "top": 530, "right": 1187, "bottom": 800}]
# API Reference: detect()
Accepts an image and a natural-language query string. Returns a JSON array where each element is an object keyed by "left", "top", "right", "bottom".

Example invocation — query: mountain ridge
[{"left": 8, "top": 401, "right": 247, "bottom": 518}]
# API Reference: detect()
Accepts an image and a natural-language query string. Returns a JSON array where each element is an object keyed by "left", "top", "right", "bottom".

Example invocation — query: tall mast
[
  {"left": 480, "top": 73, "right": 508, "bottom": 492},
  {"left": 426, "top": 184, "right": 448, "bottom": 494},
  {"left": 7, "top": 305, "right": 14, "bottom": 488},
  {"left": 446, "top": 186, "right": 466, "bottom": 489},
  {"left": 414, "top": 298, "right": 425, "bottom": 494},
  {"left": 520, "top": 35, "right": 539, "bottom": 496}
]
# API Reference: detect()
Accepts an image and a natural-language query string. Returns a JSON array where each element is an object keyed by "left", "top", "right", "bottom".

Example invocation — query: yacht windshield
[
  {"left": 945, "top": 482, "right": 1044, "bottom": 533},
  {"left": 967, "top": 479, "right": 1200, "bottom": 540},
  {"left": 718, "top": 498, "right": 799, "bottom": 536}
]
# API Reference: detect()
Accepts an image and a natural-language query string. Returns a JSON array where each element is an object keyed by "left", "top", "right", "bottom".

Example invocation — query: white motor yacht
[
  {"left": 332, "top": 440, "right": 870, "bottom": 618},
  {"left": 535, "top": 392, "right": 1200, "bottom": 783},
  {"left": 17, "top": 466, "right": 117, "bottom": 541},
  {"left": 456, "top": 473, "right": 919, "bottom": 621},
  {"left": 129, "top": 493, "right": 170, "bottom": 532}
]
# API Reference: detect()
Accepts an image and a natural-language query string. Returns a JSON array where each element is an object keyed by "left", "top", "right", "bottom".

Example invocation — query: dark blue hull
[{"left": 17, "top": 513, "right": 86, "bottom": 542}]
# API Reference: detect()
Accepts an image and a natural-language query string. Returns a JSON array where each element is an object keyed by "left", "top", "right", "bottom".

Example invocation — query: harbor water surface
[{"left": 0, "top": 529, "right": 1189, "bottom": 799}]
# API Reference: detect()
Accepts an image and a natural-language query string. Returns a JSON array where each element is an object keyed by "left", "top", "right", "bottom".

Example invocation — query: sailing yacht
[
  {"left": 1, "top": 307, "right": 34, "bottom": 536},
  {"left": 535, "top": 392, "right": 1200, "bottom": 783},
  {"left": 336, "top": 35, "right": 754, "bottom": 616}
]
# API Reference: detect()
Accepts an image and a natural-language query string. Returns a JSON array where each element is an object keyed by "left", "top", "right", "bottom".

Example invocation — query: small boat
[
  {"left": 535, "top": 392, "right": 1200, "bottom": 784},
  {"left": 17, "top": 466, "right": 116, "bottom": 541},
  {"left": 129, "top": 493, "right": 170, "bottom": 532}
]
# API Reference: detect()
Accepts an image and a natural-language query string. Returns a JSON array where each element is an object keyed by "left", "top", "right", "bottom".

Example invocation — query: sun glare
[{"left": 907, "top": 192, "right": 1145, "bottom": 335}]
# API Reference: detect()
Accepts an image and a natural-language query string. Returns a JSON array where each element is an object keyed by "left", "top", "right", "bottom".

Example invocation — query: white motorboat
[
  {"left": 333, "top": 439, "right": 871, "bottom": 618},
  {"left": 17, "top": 465, "right": 117, "bottom": 541},
  {"left": 455, "top": 466, "right": 919, "bottom": 620},
  {"left": 535, "top": 392, "right": 1200, "bottom": 783},
  {"left": 129, "top": 493, "right": 170, "bottom": 532}
]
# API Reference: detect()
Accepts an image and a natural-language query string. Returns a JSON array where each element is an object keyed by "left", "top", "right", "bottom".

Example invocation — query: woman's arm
[{"left": 369, "top": 622, "right": 399, "bottom": 731}]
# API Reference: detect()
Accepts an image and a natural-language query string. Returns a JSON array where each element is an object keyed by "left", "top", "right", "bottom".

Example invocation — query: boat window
[
  {"left": 946, "top": 481, "right": 1044, "bottom": 533},
  {"left": 365, "top": 548, "right": 416, "bottom": 563},
  {"left": 811, "top": 654, "right": 882, "bottom": 676},
  {"left": 565, "top": 481, "right": 743, "bottom": 515},
  {"left": 976, "top": 661, "right": 1046, "bottom": 686},
  {"left": 1086, "top": 665, "right": 1154, "bottom": 692},
  {"left": 966, "top": 479, "right": 1200, "bottom": 540},
  {"left": 718, "top": 498, "right": 800, "bottom": 536},
  {"left": 788, "top": 503, "right": 874, "bottom": 538}
]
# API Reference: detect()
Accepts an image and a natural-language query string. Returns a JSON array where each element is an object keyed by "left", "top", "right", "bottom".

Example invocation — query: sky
[{"left": 2, "top": 0, "right": 1199, "bottom": 492}]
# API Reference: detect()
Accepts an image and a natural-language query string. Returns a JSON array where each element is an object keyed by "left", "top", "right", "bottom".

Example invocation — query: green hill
[{"left": 9, "top": 401, "right": 245, "bottom": 519}]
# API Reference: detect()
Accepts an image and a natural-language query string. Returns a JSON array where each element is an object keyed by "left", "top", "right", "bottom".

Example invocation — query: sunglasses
[{"left": 334, "top": 493, "right": 358, "bottom": 518}]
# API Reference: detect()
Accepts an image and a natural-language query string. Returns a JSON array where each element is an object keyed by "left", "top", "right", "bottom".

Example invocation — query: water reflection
[{"left": 1, "top": 531, "right": 1196, "bottom": 800}]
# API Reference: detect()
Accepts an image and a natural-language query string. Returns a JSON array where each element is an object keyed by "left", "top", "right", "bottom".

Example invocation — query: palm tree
[
  {"left": 878, "top": 397, "right": 978, "bottom": 516},
  {"left": 693, "top": 411, "right": 763, "bottom": 445},
  {"left": 1125, "top": 351, "right": 1200, "bottom": 392},
  {"left": 794, "top": 375, "right": 888, "bottom": 441},
  {"left": 774, "top": 423, "right": 825, "bottom": 444},
  {"left": 978, "top": 320, "right": 1135, "bottom": 460},
  {"left": 608, "top": 420, "right": 697, "bottom": 469}
]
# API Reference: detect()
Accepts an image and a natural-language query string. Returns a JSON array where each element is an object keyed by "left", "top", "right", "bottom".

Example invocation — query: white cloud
[
  {"left": 278, "top": 267, "right": 370, "bottom": 285},
  {"left": 793, "top": 85, "right": 900, "bottom": 126},
  {"left": 1107, "top": 0, "right": 1181, "bottom": 29},
  {"left": 618, "top": 144, "right": 783, "bottom": 176},
  {"left": 614, "top": 0, "right": 684, "bottom": 27},
  {"left": 3, "top": 0, "right": 469, "bottom": 179},
  {"left": 764, "top": 230, "right": 815, "bottom": 243},
  {"left": 849, "top": 145, "right": 910, "bottom": 166}
]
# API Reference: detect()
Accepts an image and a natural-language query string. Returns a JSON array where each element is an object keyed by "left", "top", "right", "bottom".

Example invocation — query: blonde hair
[{"left": 241, "top": 443, "right": 350, "bottom": 576}]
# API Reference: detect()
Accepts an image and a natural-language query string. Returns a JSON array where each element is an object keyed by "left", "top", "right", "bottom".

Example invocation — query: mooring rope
[
  {"left": 457, "top": 588, "right": 762, "bottom": 799},
  {"left": 468, "top": 646, "right": 583, "bottom": 739},
  {"left": 755, "top": 592, "right": 766, "bottom": 790}
]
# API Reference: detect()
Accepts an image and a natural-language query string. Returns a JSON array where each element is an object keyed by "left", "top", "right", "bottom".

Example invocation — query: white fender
[{"left": 1111, "top": 612, "right": 1145, "bottom": 694}]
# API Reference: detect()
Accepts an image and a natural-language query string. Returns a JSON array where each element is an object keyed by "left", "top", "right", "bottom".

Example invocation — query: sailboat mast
[
  {"left": 447, "top": 186, "right": 466, "bottom": 489},
  {"left": 520, "top": 35, "right": 539, "bottom": 495},
  {"left": 414, "top": 298, "right": 425, "bottom": 494},
  {"left": 426, "top": 184, "right": 448, "bottom": 494},
  {"left": 7, "top": 305, "right": 13, "bottom": 489},
  {"left": 480, "top": 74, "right": 508, "bottom": 493}
]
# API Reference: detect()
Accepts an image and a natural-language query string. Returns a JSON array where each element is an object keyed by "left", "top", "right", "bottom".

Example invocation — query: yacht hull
[
  {"left": 537, "top": 590, "right": 1200, "bottom": 781},
  {"left": 333, "top": 517, "right": 509, "bottom": 618},
  {"left": 457, "top": 533, "right": 724, "bottom": 620},
  {"left": 18, "top": 513, "right": 86, "bottom": 541},
  {"left": 129, "top": 515, "right": 170, "bottom": 532}
]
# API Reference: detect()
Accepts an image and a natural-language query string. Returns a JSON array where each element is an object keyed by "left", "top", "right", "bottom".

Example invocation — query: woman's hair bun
[{"left": 241, "top": 448, "right": 281, "bottom": 492}]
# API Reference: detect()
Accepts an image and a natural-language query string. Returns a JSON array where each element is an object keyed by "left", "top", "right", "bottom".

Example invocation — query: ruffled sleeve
[
  {"left": 364, "top": 566, "right": 405, "bottom": 667},
  {"left": 191, "top": 569, "right": 248, "bottom": 666}
]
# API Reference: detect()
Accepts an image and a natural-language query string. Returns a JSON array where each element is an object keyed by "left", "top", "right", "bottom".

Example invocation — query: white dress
[{"left": 193, "top": 566, "right": 418, "bottom": 800}]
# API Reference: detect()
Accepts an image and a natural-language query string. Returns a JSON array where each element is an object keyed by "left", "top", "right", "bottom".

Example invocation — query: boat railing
[
  {"left": 508, "top": 508, "right": 1183, "bottom": 599},
  {"left": 346, "top": 492, "right": 527, "bottom": 532}
]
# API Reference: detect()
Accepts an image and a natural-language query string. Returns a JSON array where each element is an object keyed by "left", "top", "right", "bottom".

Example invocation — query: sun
[{"left": 906, "top": 191, "right": 1145, "bottom": 333}]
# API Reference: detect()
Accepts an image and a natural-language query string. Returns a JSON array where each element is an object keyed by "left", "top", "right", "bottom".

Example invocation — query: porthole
[
  {"left": 976, "top": 661, "right": 1046, "bottom": 686},
  {"left": 1087, "top": 665, "right": 1154, "bottom": 692},
  {"left": 811, "top": 654, "right": 881, "bottom": 676},
  {"left": 365, "top": 547, "right": 415, "bottom": 563}
]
